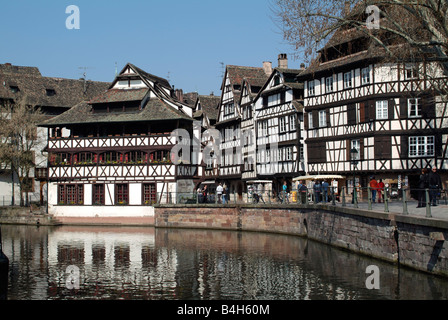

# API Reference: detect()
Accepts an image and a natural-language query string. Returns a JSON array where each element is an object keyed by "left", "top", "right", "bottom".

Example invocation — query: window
[
  {"left": 325, "top": 76, "right": 333, "bottom": 93},
  {"left": 361, "top": 67, "right": 370, "bottom": 85},
  {"left": 257, "top": 120, "right": 268, "bottom": 136},
  {"left": 289, "top": 114, "right": 297, "bottom": 131},
  {"left": 409, "top": 136, "right": 434, "bottom": 157},
  {"left": 93, "top": 184, "right": 105, "bottom": 205},
  {"left": 351, "top": 139, "right": 361, "bottom": 161},
  {"left": 344, "top": 72, "right": 352, "bottom": 88},
  {"left": 307, "top": 81, "right": 315, "bottom": 96},
  {"left": 286, "top": 147, "right": 293, "bottom": 161},
  {"left": 268, "top": 93, "right": 281, "bottom": 107},
  {"left": 405, "top": 64, "right": 418, "bottom": 80},
  {"left": 274, "top": 75, "right": 281, "bottom": 86},
  {"left": 279, "top": 116, "right": 288, "bottom": 133},
  {"left": 46, "top": 89, "right": 56, "bottom": 96},
  {"left": 278, "top": 148, "right": 284, "bottom": 162},
  {"left": 319, "top": 110, "right": 327, "bottom": 127},
  {"left": 376, "top": 100, "right": 388, "bottom": 120},
  {"left": 408, "top": 98, "right": 421, "bottom": 117},
  {"left": 308, "top": 112, "right": 314, "bottom": 129},
  {"left": 224, "top": 103, "right": 234, "bottom": 116},
  {"left": 143, "top": 183, "right": 157, "bottom": 205},
  {"left": 115, "top": 184, "right": 129, "bottom": 205},
  {"left": 58, "top": 184, "right": 83, "bottom": 205},
  {"left": 148, "top": 150, "right": 171, "bottom": 163},
  {"left": 9, "top": 86, "right": 19, "bottom": 93}
]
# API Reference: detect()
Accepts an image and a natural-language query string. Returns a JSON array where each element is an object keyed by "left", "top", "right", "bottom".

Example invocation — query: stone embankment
[
  {"left": 0, "top": 206, "right": 61, "bottom": 226},
  {"left": 155, "top": 204, "right": 448, "bottom": 277}
]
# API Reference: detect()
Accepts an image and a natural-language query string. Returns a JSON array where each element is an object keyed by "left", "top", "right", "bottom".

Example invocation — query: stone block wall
[{"left": 155, "top": 204, "right": 448, "bottom": 277}]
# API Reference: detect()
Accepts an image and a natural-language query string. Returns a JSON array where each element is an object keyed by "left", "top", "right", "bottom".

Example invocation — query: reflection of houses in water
[
  {"left": 46, "top": 228, "right": 178, "bottom": 296},
  {"left": 3, "top": 226, "right": 447, "bottom": 299}
]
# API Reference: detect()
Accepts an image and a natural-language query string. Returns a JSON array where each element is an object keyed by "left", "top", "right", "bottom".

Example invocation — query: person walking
[
  {"left": 216, "top": 183, "right": 223, "bottom": 204},
  {"left": 282, "top": 181, "right": 288, "bottom": 203},
  {"left": 369, "top": 177, "right": 378, "bottom": 203},
  {"left": 417, "top": 168, "right": 429, "bottom": 208},
  {"left": 428, "top": 167, "right": 443, "bottom": 206}
]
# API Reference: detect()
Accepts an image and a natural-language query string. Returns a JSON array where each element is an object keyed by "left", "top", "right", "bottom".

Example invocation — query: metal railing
[{"left": 155, "top": 186, "right": 447, "bottom": 218}]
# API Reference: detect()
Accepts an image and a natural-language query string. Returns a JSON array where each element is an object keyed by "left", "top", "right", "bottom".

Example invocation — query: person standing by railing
[
  {"left": 322, "top": 180, "right": 329, "bottom": 203},
  {"left": 428, "top": 167, "right": 443, "bottom": 207},
  {"left": 377, "top": 179, "right": 385, "bottom": 203},
  {"left": 369, "top": 177, "right": 378, "bottom": 203},
  {"left": 314, "top": 180, "right": 322, "bottom": 203},
  {"left": 222, "top": 185, "right": 227, "bottom": 205},
  {"left": 417, "top": 168, "right": 429, "bottom": 208}
]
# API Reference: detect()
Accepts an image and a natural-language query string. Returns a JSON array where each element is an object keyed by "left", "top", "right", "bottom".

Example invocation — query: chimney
[
  {"left": 175, "top": 89, "right": 184, "bottom": 102},
  {"left": 278, "top": 54, "right": 288, "bottom": 69},
  {"left": 263, "top": 61, "right": 273, "bottom": 76}
]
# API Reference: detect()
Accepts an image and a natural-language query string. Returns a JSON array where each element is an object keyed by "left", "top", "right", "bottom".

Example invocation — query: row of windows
[
  {"left": 348, "top": 136, "right": 435, "bottom": 159},
  {"left": 308, "top": 97, "right": 428, "bottom": 129},
  {"left": 307, "top": 64, "right": 419, "bottom": 96},
  {"left": 309, "top": 135, "right": 436, "bottom": 164},
  {"left": 58, "top": 183, "right": 157, "bottom": 206},
  {"left": 256, "top": 146, "right": 294, "bottom": 163},
  {"left": 257, "top": 114, "right": 297, "bottom": 136},
  {"left": 50, "top": 150, "right": 172, "bottom": 165}
]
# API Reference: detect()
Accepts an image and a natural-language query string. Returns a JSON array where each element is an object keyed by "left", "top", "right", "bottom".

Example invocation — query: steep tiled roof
[
  {"left": 224, "top": 65, "right": 270, "bottom": 105},
  {"left": 0, "top": 63, "right": 41, "bottom": 77},
  {"left": 128, "top": 63, "right": 172, "bottom": 90},
  {"left": 0, "top": 63, "right": 109, "bottom": 109},
  {"left": 226, "top": 65, "right": 268, "bottom": 88},
  {"left": 89, "top": 88, "right": 148, "bottom": 104},
  {"left": 40, "top": 97, "right": 192, "bottom": 127},
  {"left": 194, "top": 95, "right": 220, "bottom": 121}
]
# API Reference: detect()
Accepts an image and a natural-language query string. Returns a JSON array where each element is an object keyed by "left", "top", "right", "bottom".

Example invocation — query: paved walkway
[{"left": 323, "top": 199, "right": 448, "bottom": 221}]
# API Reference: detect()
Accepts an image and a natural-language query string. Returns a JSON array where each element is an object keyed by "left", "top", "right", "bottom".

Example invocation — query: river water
[{"left": 1, "top": 224, "right": 447, "bottom": 300}]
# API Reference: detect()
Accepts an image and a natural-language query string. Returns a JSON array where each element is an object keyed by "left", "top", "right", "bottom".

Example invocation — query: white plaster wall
[{"left": 48, "top": 204, "right": 154, "bottom": 218}]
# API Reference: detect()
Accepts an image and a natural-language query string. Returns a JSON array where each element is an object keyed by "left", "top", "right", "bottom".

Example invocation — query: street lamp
[{"left": 351, "top": 148, "right": 359, "bottom": 207}]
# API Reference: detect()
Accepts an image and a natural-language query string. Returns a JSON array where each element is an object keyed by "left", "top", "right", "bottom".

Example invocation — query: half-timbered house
[
  {"left": 193, "top": 94, "right": 220, "bottom": 182},
  {"left": 254, "top": 54, "right": 306, "bottom": 193},
  {"left": 40, "top": 63, "right": 198, "bottom": 223},
  {"left": 215, "top": 64, "right": 271, "bottom": 197},
  {"left": 297, "top": 6, "right": 448, "bottom": 196},
  {"left": 0, "top": 63, "right": 109, "bottom": 206}
]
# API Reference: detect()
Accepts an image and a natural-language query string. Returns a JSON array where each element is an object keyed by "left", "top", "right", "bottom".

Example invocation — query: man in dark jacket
[{"left": 428, "top": 167, "right": 443, "bottom": 206}]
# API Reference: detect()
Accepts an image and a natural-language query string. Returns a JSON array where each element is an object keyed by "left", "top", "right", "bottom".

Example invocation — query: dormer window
[
  {"left": 274, "top": 75, "right": 281, "bottom": 86},
  {"left": 46, "top": 89, "right": 56, "bottom": 96},
  {"left": 10, "top": 86, "right": 19, "bottom": 93}
]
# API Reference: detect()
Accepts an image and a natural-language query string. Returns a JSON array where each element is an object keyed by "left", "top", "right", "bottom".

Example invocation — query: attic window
[
  {"left": 10, "top": 86, "right": 19, "bottom": 93},
  {"left": 274, "top": 75, "right": 281, "bottom": 86},
  {"left": 46, "top": 89, "right": 56, "bottom": 96}
]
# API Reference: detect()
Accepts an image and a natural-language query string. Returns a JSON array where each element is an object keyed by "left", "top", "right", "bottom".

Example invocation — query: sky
[{"left": 0, "top": 0, "right": 303, "bottom": 96}]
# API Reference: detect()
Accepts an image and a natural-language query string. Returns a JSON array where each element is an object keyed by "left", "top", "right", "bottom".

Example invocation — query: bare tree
[
  {"left": 0, "top": 96, "right": 46, "bottom": 206},
  {"left": 272, "top": 0, "right": 448, "bottom": 73}
]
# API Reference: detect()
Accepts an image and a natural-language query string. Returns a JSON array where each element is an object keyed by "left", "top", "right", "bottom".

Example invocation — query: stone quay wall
[{"left": 155, "top": 204, "right": 448, "bottom": 277}]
